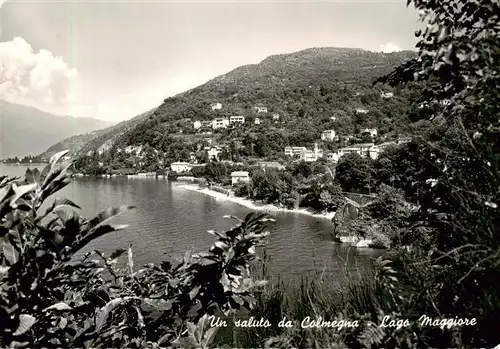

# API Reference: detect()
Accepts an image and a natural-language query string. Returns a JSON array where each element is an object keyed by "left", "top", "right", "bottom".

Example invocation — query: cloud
[
  {"left": 380, "top": 42, "right": 403, "bottom": 53},
  {"left": 0, "top": 37, "right": 79, "bottom": 114},
  {"left": 0, "top": 0, "right": 6, "bottom": 9}
]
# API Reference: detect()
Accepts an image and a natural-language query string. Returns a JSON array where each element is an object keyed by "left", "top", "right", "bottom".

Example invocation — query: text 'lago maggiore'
[{"left": 209, "top": 316, "right": 477, "bottom": 330}]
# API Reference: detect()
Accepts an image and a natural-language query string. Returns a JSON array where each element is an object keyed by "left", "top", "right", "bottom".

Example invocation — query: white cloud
[
  {"left": 380, "top": 42, "right": 403, "bottom": 53},
  {"left": 0, "top": 37, "right": 81, "bottom": 114}
]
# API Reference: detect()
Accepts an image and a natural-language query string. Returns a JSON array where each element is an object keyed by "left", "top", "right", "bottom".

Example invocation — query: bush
[{"left": 0, "top": 150, "right": 272, "bottom": 348}]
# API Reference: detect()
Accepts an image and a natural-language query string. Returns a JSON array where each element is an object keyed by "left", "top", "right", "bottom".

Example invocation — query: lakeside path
[{"left": 175, "top": 183, "right": 336, "bottom": 221}]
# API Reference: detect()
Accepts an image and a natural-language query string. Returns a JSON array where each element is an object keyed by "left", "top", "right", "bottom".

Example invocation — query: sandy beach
[{"left": 176, "top": 183, "right": 336, "bottom": 220}]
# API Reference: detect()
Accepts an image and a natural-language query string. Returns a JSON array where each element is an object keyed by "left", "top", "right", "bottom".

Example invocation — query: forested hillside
[{"left": 74, "top": 47, "right": 426, "bottom": 173}]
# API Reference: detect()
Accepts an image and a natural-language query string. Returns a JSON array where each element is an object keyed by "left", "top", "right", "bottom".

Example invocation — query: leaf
[
  {"left": 109, "top": 248, "right": 127, "bottom": 260},
  {"left": 13, "top": 314, "right": 36, "bottom": 336},
  {"left": 2, "top": 240, "right": 18, "bottom": 265},
  {"left": 203, "top": 327, "right": 218, "bottom": 347},
  {"left": 43, "top": 302, "right": 73, "bottom": 312},
  {"left": 58, "top": 317, "right": 68, "bottom": 329},
  {"left": 24, "top": 168, "right": 36, "bottom": 184},
  {"left": 72, "top": 224, "right": 129, "bottom": 254},
  {"left": 86, "top": 206, "right": 134, "bottom": 232},
  {"left": 143, "top": 298, "right": 172, "bottom": 311},
  {"left": 95, "top": 297, "right": 132, "bottom": 333},
  {"left": 10, "top": 183, "right": 38, "bottom": 206},
  {"left": 49, "top": 150, "right": 70, "bottom": 167},
  {"left": 189, "top": 285, "right": 201, "bottom": 300},
  {"left": 128, "top": 245, "right": 134, "bottom": 276}
]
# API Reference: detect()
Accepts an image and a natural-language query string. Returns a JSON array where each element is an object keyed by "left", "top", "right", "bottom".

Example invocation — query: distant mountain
[{"left": 0, "top": 101, "right": 114, "bottom": 158}]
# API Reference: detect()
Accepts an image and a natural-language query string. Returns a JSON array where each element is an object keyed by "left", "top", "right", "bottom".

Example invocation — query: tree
[
  {"left": 372, "top": 0, "right": 500, "bottom": 346},
  {"left": 334, "top": 153, "right": 374, "bottom": 194}
]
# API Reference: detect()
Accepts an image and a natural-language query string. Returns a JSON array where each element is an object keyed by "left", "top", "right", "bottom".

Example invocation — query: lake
[{"left": 1, "top": 164, "right": 382, "bottom": 285}]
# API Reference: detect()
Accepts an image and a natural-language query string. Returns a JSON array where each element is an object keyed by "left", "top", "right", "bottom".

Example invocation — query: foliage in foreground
[{"left": 0, "top": 151, "right": 272, "bottom": 348}]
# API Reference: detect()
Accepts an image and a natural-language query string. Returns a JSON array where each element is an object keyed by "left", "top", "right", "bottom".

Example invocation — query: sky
[{"left": 0, "top": 0, "right": 421, "bottom": 123}]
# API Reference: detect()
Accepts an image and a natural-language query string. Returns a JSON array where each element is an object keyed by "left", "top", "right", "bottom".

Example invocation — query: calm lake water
[{"left": 1, "top": 164, "right": 382, "bottom": 285}]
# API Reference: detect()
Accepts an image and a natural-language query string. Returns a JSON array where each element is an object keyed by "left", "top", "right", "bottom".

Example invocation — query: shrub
[{"left": 0, "top": 150, "right": 272, "bottom": 348}]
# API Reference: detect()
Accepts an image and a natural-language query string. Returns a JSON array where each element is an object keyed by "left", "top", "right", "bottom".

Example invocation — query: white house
[
  {"left": 211, "top": 102, "right": 222, "bottom": 111},
  {"left": 368, "top": 147, "right": 380, "bottom": 160},
  {"left": 362, "top": 128, "right": 378, "bottom": 138},
  {"left": 206, "top": 147, "right": 221, "bottom": 161},
  {"left": 254, "top": 106, "right": 268, "bottom": 113},
  {"left": 171, "top": 162, "right": 193, "bottom": 173},
  {"left": 381, "top": 92, "right": 394, "bottom": 98},
  {"left": 326, "top": 152, "right": 339, "bottom": 162},
  {"left": 201, "top": 120, "right": 212, "bottom": 128},
  {"left": 229, "top": 115, "right": 245, "bottom": 124},
  {"left": 398, "top": 136, "right": 412, "bottom": 144},
  {"left": 255, "top": 118, "right": 261, "bottom": 125},
  {"left": 193, "top": 121, "right": 202, "bottom": 129},
  {"left": 300, "top": 143, "right": 323, "bottom": 162},
  {"left": 284, "top": 146, "right": 307, "bottom": 157},
  {"left": 355, "top": 108, "right": 370, "bottom": 114},
  {"left": 212, "top": 118, "right": 229, "bottom": 129},
  {"left": 337, "top": 143, "right": 375, "bottom": 159},
  {"left": 231, "top": 171, "right": 250, "bottom": 185},
  {"left": 272, "top": 113, "right": 280, "bottom": 120},
  {"left": 321, "top": 130, "right": 336, "bottom": 141}
]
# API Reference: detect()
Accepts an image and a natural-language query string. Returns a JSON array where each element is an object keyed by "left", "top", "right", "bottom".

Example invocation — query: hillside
[
  {"left": 0, "top": 100, "right": 113, "bottom": 158},
  {"left": 38, "top": 131, "right": 107, "bottom": 160},
  {"left": 74, "top": 47, "right": 424, "bottom": 173},
  {"left": 38, "top": 108, "right": 157, "bottom": 159}
]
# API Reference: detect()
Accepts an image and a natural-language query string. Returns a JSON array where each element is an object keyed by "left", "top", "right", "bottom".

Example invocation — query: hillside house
[
  {"left": 337, "top": 143, "right": 375, "bottom": 159},
  {"left": 381, "top": 91, "right": 394, "bottom": 98},
  {"left": 362, "top": 128, "right": 378, "bottom": 138},
  {"left": 229, "top": 115, "right": 245, "bottom": 124},
  {"left": 330, "top": 116, "right": 337, "bottom": 121},
  {"left": 193, "top": 121, "right": 202, "bottom": 129},
  {"left": 300, "top": 143, "right": 323, "bottom": 162},
  {"left": 378, "top": 141, "right": 397, "bottom": 151},
  {"left": 254, "top": 106, "right": 268, "bottom": 113},
  {"left": 284, "top": 146, "right": 307, "bottom": 157},
  {"left": 326, "top": 152, "right": 339, "bottom": 163},
  {"left": 255, "top": 118, "right": 261, "bottom": 125},
  {"left": 231, "top": 171, "right": 250, "bottom": 186},
  {"left": 272, "top": 113, "right": 280, "bottom": 120},
  {"left": 206, "top": 147, "right": 222, "bottom": 161},
  {"left": 397, "top": 136, "right": 412, "bottom": 144},
  {"left": 200, "top": 120, "right": 212, "bottom": 129},
  {"left": 257, "top": 161, "right": 285, "bottom": 170},
  {"left": 355, "top": 108, "right": 370, "bottom": 114},
  {"left": 368, "top": 147, "right": 380, "bottom": 160},
  {"left": 171, "top": 162, "right": 193, "bottom": 173},
  {"left": 211, "top": 102, "right": 222, "bottom": 111},
  {"left": 321, "top": 129, "right": 336, "bottom": 141},
  {"left": 189, "top": 152, "right": 197, "bottom": 163},
  {"left": 212, "top": 118, "right": 229, "bottom": 129}
]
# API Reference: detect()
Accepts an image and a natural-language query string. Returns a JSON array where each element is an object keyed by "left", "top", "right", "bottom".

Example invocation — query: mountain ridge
[
  {"left": 0, "top": 100, "right": 113, "bottom": 158},
  {"left": 51, "top": 47, "right": 419, "bottom": 165}
]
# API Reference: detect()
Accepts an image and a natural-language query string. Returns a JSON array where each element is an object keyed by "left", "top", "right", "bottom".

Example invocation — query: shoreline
[{"left": 175, "top": 183, "right": 336, "bottom": 221}]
